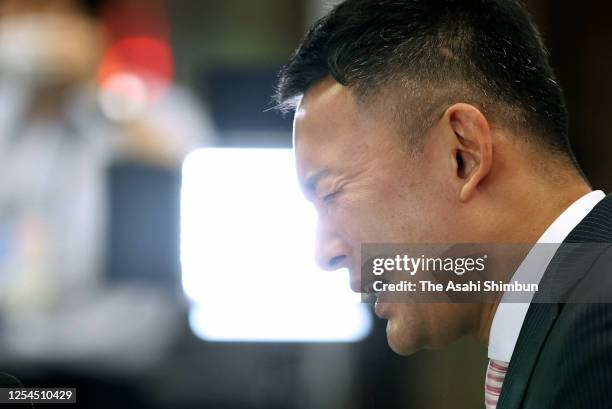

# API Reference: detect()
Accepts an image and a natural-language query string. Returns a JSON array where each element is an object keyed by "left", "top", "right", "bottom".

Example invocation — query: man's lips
[
  {"left": 359, "top": 272, "right": 393, "bottom": 319},
  {"left": 374, "top": 296, "right": 390, "bottom": 319},
  {"left": 362, "top": 286, "right": 391, "bottom": 319},
  {"left": 374, "top": 300, "right": 389, "bottom": 319},
  {"left": 361, "top": 291, "right": 377, "bottom": 305}
]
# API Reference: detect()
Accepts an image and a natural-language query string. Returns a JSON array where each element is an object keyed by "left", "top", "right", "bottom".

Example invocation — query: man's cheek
[
  {"left": 332, "top": 208, "right": 363, "bottom": 244},
  {"left": 337, "top": 194, "right": 378, "bottom": 228}
]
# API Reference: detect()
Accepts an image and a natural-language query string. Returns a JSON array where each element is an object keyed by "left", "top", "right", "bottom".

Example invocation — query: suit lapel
[
  {"left": 496, "top": 302, "right": 558, "bottom": 409},
  {"left": 497, "top": 194, "right": 612, "bottom": 409}
]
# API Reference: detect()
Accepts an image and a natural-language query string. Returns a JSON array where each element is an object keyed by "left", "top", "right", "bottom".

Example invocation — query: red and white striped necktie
[{"left": 485, "top": 359, "right": 509, "bottom": 409}]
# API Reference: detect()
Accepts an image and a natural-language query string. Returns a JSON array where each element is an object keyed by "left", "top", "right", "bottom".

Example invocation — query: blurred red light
[
  {"left": 97, "top": 36, "right": 174, "bottom": 102},
  {"left": 96, "top": 0, "right": 174, "bottom": 103}
]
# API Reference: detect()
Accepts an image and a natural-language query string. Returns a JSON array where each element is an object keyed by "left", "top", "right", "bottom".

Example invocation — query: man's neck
[{"left": 474, "top": 181, "right": 593, "bottom": 345}]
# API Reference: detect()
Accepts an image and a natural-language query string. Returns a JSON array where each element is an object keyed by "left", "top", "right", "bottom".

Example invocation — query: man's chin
[{"left": 385, "top": 318, "right": 420, "bottom": 356}]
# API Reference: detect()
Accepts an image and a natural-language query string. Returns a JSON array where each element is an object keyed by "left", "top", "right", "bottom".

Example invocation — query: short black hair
[{"left": 275, "top": 0, "right": 578, "bottom": 164}]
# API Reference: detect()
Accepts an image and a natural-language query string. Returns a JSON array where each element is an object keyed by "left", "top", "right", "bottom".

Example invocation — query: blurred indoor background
[{"left": 0, "top": 0, "right": 610, "bottom": 408}]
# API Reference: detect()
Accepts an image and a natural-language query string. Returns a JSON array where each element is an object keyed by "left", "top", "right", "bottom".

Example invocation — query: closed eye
[{"left": 322, "top": 190, "right": 341, "bottom": 203}]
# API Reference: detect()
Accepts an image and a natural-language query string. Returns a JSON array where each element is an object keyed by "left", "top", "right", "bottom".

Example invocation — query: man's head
[{"left": 277, "top": 0, "right": 590, "bottom": 354}]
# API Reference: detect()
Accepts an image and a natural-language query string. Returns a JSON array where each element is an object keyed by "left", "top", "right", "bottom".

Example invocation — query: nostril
[{"left": 328, "top": 255, "right": 346, "bottom": 269}]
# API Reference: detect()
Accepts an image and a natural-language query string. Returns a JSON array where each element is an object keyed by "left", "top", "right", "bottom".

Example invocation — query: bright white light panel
[{"left": 181, "top": 148, "right": 372, "bottom": 342}]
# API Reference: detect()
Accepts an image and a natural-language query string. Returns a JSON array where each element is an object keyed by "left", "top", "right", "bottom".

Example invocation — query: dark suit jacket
[{"left": 498, "top": 194, "right": 612, "bottom": 409}]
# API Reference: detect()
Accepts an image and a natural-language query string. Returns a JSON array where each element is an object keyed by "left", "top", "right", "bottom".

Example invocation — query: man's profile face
[{"left": 293, "top": 77, "right": 477, "bottom": 354}]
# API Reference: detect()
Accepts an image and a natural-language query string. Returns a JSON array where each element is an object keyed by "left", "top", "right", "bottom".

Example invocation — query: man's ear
[{"left": 443, "top": 103, "right": 493, "bottom": 202}]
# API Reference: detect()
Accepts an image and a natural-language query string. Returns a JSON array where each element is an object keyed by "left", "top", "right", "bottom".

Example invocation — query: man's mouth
[
  {"left": 362, "top": 284, "right": 390, "bottom": 319},
  {"left": 374, "top": 296, "right": 389, "bottom": 319},
  {"left": 362, "top": 290, "right": 377, "bottom": 305}
]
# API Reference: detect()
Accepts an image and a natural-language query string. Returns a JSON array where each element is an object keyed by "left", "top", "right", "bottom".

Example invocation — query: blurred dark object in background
[
  {"left": 535, "top": 0, "right": 612, "bottom": 192},
  {"left": 105, "top": 163, "right": 182, "bottom": 291},
  {"left": 204, "top": 67, "right": 293, "bottom": 147}
]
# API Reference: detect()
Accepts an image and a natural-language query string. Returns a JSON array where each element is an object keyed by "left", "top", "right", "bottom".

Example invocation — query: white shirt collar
[{"left": 488, "top": 190, "right": 606, "bottom": 362}]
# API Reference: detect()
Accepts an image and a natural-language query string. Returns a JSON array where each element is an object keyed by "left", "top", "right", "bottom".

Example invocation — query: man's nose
[
  {"left": 314, "top": 225, "right": 348, "bottom": 272},
  {"left": 315, "top": 235, "right": 365, "bottom": 293},
  {"left": 315, "top": 240, "right": 348, "bottom": 271}
]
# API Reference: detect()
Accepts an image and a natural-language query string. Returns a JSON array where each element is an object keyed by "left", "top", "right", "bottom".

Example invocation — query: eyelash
[{"left": 322, "top": 190, "right": 340, "bottom": 204}]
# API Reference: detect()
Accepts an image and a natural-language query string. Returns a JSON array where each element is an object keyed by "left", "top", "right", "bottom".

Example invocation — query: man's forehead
[
  {"left": 293, "top": 78, "right": 363, "bottom": 155},
  {"left": 292, "top": 79, "right": 344, "bottom": 173},
  {"left": 297, "top": 76, "right": 347, "bottom": 111},
  {"left": 292, "top": 77, "right": 399, "bottom": 182}
]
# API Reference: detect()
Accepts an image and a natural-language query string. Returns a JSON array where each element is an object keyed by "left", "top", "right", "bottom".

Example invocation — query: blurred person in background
[{"left": 0, "top": 0, "right": 214, "bottom": 377}]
